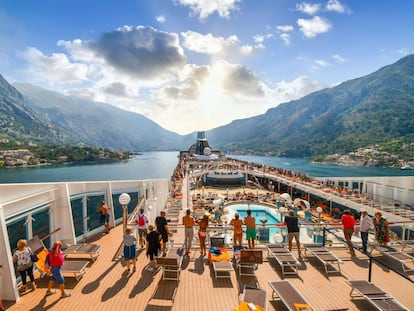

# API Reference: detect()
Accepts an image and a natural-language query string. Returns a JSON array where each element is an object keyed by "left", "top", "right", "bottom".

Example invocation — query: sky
[{"left": 1, "top": 1, "right": 413, "bottom": 135}]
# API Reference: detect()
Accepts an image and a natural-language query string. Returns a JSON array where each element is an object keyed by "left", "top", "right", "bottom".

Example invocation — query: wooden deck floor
[{"left": 5, "top": 219, "right": 414, "bottom": 311}]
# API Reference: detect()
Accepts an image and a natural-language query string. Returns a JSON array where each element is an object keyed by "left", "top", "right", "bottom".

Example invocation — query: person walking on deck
[
  {"left": 182, "top": 209, "right": 195, "bottom": 255},
  {"left": 284, "top": 210, "right": 301, "bottom": 256},
  {"left": 146, "top": 225, "right": 161, "bottom": 272},
  {"left": 373, "top": 212, "right": 390, "bottom": 246},
  {"left": 341, "top": 210, "right": 356, "bottom": 256},
  {"left": 155, "top": 210, "right": 172, "bottom": 257},
  {"left": 244, "top": 209, "right": 256, "bottom": 249},
  {"left": 360, "top": 210, "right": 373, "bottom": 252},
  {"left": 45, "top": 241, "right": 70, "bottom": 298},
  {"left": 136, "top": 208, "right": 148, "bottom": 248},
  {"left": 123, "top": 227, "right": 137, "bottom": 273}
]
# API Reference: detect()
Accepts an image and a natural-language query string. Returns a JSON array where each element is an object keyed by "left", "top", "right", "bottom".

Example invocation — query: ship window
[
  {"left": 7, "top": 218, "right": 26, "bottom": 255},
  {"left": 32, "top": 209, "right": 51, "bottom": 248},
  {"left": 70, "top": 197, "right": 84, "bottom": 237},
  {"left": 6, "top": 205, "right": 50, "bottom": 252},
  {"left": 87, "top": 194, "right": 105, "bottom": 232},
  {"left": 112, "top": 191, "right": 139, "bottom": 220}
]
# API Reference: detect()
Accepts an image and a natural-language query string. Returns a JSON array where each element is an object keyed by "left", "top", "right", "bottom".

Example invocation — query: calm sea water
[{"left": 0, "top": 151, "right": 412, "bottom": 184}]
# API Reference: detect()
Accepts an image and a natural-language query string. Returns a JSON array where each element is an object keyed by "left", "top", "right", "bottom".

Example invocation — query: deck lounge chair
[
  {"left": 303, "top": 244, "right": 342, "bottom": 275},
  {"left": 208, "top": 237, "right": 233, "bottom": 279},
  {"left": 241, "top": 285, "right": 268, "bottom": 311},
  {"left": 267, "top": 244, "right": 299, "bottom": 276},
  {"left": 238, "top": 250, "right": 263, "bottom": 277},
  {"left": 27, "top": 235, "right": 89, "bottom": 281},
  {"left": 371, "top": 245, "right": 414, "bottom": 273},
  {"left": 156, "top": 247, "right": 184, "bottom": 281},
  {"left": 268, "top": 280, "right": 313, "bottom": 311},
  {"left": 347, "top": 280, "right": 409, "bottom": 311},
  {"left": 63, "top": 243, "right": 101, "bottom": 261},
  {"left": 399, "top": 240, "right": 414, "bottom": 252}
]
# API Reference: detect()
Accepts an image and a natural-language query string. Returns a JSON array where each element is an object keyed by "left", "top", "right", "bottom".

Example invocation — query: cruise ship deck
[
  {"left": 1, "top": 133, "right": 413, "bottom": 310},
  {"left": 2, "top": 184, "right": 414, "bottom": 311}
]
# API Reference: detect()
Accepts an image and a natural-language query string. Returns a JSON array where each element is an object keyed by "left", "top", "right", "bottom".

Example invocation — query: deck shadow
[
  {"left": 29, "top": 295, "right": 62, "bottom": 311},
  {"left": 304, "top": 257, "right": 343, "bottom": 279},
  {"left": 187, "top": 256, "right": 205, "bottom": 275},
  {"left": 150, "top": 280, "right": 178, "bottom": 301},
  {"left": 208, "top": 263, "right": 234, "bottom": 288},
  {"left": 101, "top": 270, "right": 131, "bottom": 301},
  {"left": 129, "top": 268, "right": 160, "bottom": 298},
  {"left": 180, "top": 255, "right": 191, "bottom": 269},
  {"left": 269, "top": 299, "right": 290, "bottom": 311},
  {"left": 375, "top": 254, "right": 414, "bottom": 276},
  {"left": 268, "top": 257, "right": 303, "bottom": 280},
  {"left": 81, "top": 260, "right": 119, "bottom": 294},
  {"left": 145, "top": 305, "right": 172, "bottom": 311},
  {"left": 237, "top": 275, "right": 258, "bottom": 293},
  {"left": 349, "top": 256, "right": 370, "bottom": 268}
]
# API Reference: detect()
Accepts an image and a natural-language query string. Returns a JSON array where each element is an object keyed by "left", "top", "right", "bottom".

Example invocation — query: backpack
[{"left": 138, "top": 214, "right": 145, "bottom": 226}]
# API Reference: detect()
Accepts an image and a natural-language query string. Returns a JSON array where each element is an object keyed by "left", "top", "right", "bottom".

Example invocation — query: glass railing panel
[
  {"left": 32, "top": 208, "right": 51, "bottom": 248},
  {"left": 70, "top": 197, "right": 83, "bottom": 237},
  {"left": 87, "top": 194, "right": 105, "bottom": 232}
]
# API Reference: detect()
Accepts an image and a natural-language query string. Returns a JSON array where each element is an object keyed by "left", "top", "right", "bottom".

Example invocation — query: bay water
[{"left": 0, "top": 151, "right": 412, "bottom": 184}]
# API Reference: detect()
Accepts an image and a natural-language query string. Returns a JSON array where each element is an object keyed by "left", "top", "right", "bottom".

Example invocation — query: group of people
[
  {"left": 122, "top": 209, "right": 173, "bottom": 273},
  {"left": 182, "top": 210, "right": 209, "bottom": 256},
  {"left": 182, "top": 208, "right": 259, "bottom": 256},
  {"left": 342, "top": 209, "right": 390, "bottom": 255},
  {"left": 12, "top": 239, "right": 70, "bottom": 298},
  {"left": 230, "top": 210, "right": 257, "bottom": 249}
]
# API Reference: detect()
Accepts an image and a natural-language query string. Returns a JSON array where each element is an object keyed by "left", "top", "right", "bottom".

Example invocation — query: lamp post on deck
[
  {"left": 316, "top": 206, "right": 323, "bottom": 223},
  {"left": 119, "top": 193, "right": 131, "bottom": 234}
]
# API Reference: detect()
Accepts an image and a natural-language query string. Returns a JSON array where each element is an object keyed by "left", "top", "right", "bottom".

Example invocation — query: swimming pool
[{"left": 224, "top": 203, "right": 283, "bottom": 242}]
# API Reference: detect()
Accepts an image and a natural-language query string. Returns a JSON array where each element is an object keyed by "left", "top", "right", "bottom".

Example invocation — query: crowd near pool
[{"left": 224, "top": 203, "right": 315, "bottom": 243}]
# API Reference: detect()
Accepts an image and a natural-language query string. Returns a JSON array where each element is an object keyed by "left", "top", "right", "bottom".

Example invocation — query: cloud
[
  {"left": 103, "top": 82, "right": 129, "bottom": 97},
  {"left": 64, "top": 88, "right": 100, "bottom": 101},
  {"left": 276, "top": 25, "right": 294, "bottom": 32},
  {"left": 280, "top": 33, "right": 291, "bottom": 46},
  {"left": 311, "top": 59, "right": 330, "bottom": 71},
  {"left": 332, "top": 54, "right": 346, "bottom": 62},
  {"left": 21, "top": 47, "right": 89, "bottom": 84},
  {"left": 297, "top": 16, "right": 332, "bottom": 38},
  {"left": 397, "top": 48, "right": 411, "bottom": 56},
  {"left": 175, "top": 0, "right": 241, "bottom": 19},
  {"left": 158, "top": 64, "right": 210, "bottom": 101},
  {"left": 270, "top": 76, "right": 326, "bottom": 101},
  {"left": 219, "top": 61, "right": 265, "bottom": 97},
  {"left": 275, "top": 25, "right": 294, "bottom": 46},
  {"left": 296, "top": 2, "right": 321, "bottom": 15},
  {"left": 181, "top": 30, "right": 256, "bottom": 56},
  {"left": 89, "top": 25, "right": 186, "bottom": 79},
  {"left": 326, "top": 0, "right": 346, "bottom": 13},
  {"left": 156, "top": 15, "right": 166, "bottom": 23},
  {"left": 254, "top": 35, "right": 265, "bottom": 44}
]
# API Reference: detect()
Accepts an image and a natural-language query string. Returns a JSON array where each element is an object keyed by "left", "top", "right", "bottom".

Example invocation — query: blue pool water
[
  {"left": 225, "top": 203, "right": 283, "bottom": 242},
  {"left": 234, "top": 209, "right": 280, "bottom": 225}
]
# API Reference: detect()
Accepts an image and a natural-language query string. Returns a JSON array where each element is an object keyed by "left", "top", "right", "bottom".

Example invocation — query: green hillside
[{"left": 206, "top": 54, "right": 414, "bottom": 160}]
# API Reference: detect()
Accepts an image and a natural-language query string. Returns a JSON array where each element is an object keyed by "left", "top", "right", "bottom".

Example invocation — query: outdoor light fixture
[{"left": 119, "top": 193, "right": 131, "bottom": 233}]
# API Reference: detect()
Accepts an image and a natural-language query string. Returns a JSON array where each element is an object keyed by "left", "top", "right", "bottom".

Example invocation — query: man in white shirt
[{"left": 360, "top": 210, "right": 373, "bottom": 252}]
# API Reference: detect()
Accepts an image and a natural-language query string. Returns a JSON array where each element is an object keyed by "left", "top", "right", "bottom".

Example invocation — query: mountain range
[{"left": 1, "top": 54, "right": 414, "bottom": 157}]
